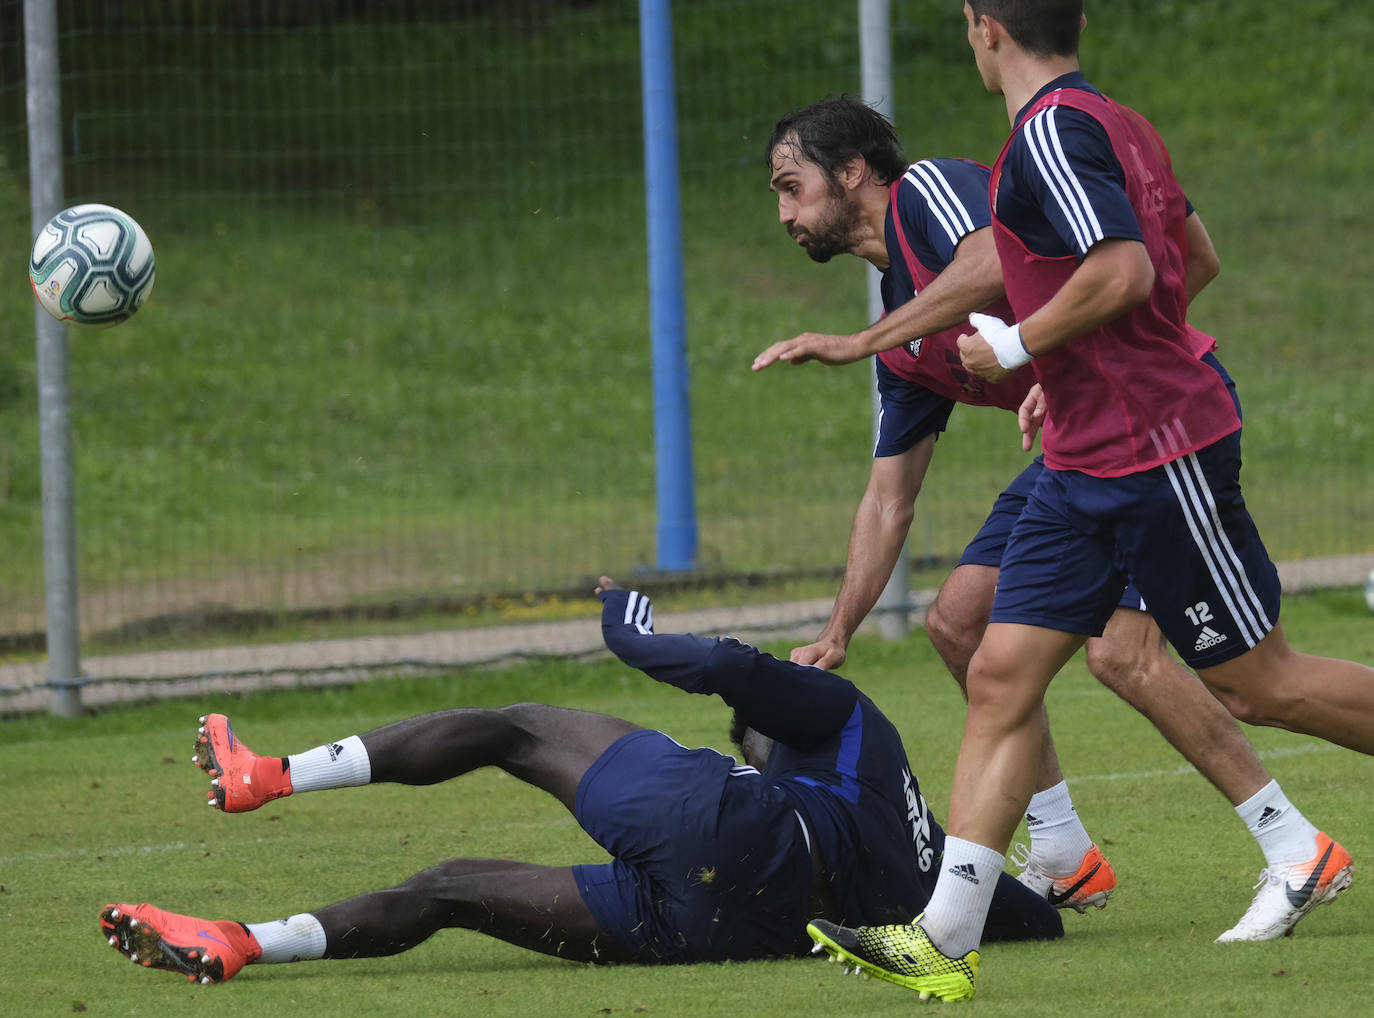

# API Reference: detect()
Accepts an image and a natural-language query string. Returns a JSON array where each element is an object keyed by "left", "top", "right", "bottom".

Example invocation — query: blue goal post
[{"left": 640, "top": 0, "right": 698, "bottom": 573}]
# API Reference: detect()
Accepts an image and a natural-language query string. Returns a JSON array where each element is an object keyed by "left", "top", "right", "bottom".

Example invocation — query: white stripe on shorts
[{"left": 1163, "top": 453, "right": 1272, "bottom": 647}]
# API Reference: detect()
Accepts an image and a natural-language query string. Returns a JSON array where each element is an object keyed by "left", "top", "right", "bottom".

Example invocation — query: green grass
[
  {"left": 0, "top": 0, "right": 1369, "bottom": 652},
  {"left": 3, "top": 589, "right": 1374, "bottom": 1016}
]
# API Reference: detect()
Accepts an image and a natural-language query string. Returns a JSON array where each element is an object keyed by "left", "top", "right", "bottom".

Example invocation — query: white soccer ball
[
  {"left": 1365, "top": 568, "right": 1374, "bottom": 614},
  {"left": 29, "top": 203, "right": 155, "bottom": 327}
]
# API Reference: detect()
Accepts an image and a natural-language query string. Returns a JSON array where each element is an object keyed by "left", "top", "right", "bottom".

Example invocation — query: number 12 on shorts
[{"left": 1184, "top": 602, "right": 1214, "bottom": 625}]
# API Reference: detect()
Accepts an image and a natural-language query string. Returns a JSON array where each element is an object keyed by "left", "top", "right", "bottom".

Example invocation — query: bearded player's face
[{"left": 769, "top": 143, "right": 863, "bottom": 264}]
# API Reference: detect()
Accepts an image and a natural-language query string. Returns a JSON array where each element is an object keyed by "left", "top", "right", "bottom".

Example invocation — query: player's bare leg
[
  {"left": 946, "top": 623, "right": 1084, "bottom": 847},
  {"left": 927, "top": 565, "right": 1064, "bottom": 785},
  {"left": 915, "top": 623, "right": 1083, "bottom": 958},
  {"left": 927, "top": 566, "right": 1106, "bottom": 909},
  {"left": 1199, "top": 621, "right": 1374, "bottom": 755},
  {"left": 316, "top": 859, "right": 634, "bottom": 963},
  {"left": 101, "top": 861, "right": 634, "bottom": 983},
  {"left": 1085, "top": 608, "right": 1267, "bottom": 806},
  {"left": 196, "top": 704, "right": 642, "bottom": 814},
  {"left": 359, "top": 703, "right": 642, "bottom": 811}
]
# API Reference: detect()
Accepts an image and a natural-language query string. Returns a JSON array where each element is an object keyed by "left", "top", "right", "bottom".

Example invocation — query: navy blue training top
[
  {"left": 599, "top": 587, "right": 944, "bottom": 926},
  {"left": 996, "top": 70, "right": 1199, "bottom": 259}
]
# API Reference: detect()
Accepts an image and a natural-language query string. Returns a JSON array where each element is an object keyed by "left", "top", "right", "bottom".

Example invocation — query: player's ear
[{"left": 837, "top": 154, "right": 867, "bottom": 191}]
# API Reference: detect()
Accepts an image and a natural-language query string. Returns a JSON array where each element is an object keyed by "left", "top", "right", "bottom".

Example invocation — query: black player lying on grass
[{"left": 99, "top": 577, "right": 1061, "bottom": 984}]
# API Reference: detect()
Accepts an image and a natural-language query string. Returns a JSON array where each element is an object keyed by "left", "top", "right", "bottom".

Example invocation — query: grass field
[{"left": 4, "top": 588, "right": 1373, "bottom": 1016}]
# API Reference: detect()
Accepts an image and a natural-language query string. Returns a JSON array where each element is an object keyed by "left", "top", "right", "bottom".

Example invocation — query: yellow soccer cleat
[{"left": 807, "top": 914, "right": 979, "bottom": 1002}]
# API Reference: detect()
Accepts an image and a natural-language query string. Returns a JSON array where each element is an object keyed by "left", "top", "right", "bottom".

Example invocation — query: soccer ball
[
  {"left": 1365, "top": 568, "right": 1374, "bottom": 614},
  {"left": 29, "top": 203, "right": 155, "bottom": 327}
]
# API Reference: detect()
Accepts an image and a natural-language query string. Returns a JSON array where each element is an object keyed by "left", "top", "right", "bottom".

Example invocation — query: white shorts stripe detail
[
  {"left": 1165, "top": 453, "right": 1269, "bottom": 642},
  {"left": 1177, "top": 453, "right": 1272, "bottom": 634}
]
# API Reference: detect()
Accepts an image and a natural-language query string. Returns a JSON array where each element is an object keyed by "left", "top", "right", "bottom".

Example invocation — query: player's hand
[
  {"left": 790, "top": 639, "right": 846, "bottom": 670},
  {"left": 957, "top": 327, "right": 1014, "bottom": 383},
  {"left": 753, "top": 332, "right": 864, "bottom": 370},
  {"left": 595, "top": 575, "right": 622, "bottom": 599},
  {"left": 1017, "top": 383, "right": 1047, "bottom": 451},
  {"left": 960, "top": 312, "right": 1031, "bottom": 382}
]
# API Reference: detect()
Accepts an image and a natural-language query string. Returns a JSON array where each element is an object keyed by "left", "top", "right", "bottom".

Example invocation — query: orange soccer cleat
[
  {"left": 99, "top": 903, "right": 261, "bottom": 985},
  {"left": 1216, "top": 832, "right": 1354, "bottom": 942},
  {"left": 1014, "top": 842, "right": 1117, "bottom": 913},
  {"left": 193, "top": 713, "right": 292, "bottom": 813}
]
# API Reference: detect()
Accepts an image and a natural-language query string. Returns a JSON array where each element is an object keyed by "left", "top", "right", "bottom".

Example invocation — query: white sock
[
  {"left": 1023, "top": 780, "right": 1094, "bottom": 873},
  {"left": 246, "top": 913, "right": 328, "bottom": 964},
  {"left": 287, "top": 735, "right": 371, "bottom": 793},
  {"left": 919, "top": 837, "right": 1004, "bottom": 958},
  {"left": 1235, "top": 779, "right": 1319, "bottom": 867}
]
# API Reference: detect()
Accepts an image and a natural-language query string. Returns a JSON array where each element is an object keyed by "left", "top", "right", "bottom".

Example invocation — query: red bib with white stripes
[{"left": 990, "top": 88, "right": 1239, "bottom": 477}]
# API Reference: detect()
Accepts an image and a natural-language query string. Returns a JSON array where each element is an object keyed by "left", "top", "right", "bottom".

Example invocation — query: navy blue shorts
[
  {"left": 959, "top": 457, "right": 1147, "bottom": 611},
  {"left": 873, "top": 358, "right": 955, "bottom": 458},
  {"left": 571, "top": 730, "right": 811, "bottom": 964},
  {"left": 960, "top": 353, "right": 1239, "bottom": 618},
  {"left": 991, "top": 427, "right": 1280, "bottom": 668}
]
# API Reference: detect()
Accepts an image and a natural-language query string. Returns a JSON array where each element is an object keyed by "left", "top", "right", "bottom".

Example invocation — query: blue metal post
[{"left": 639, "top": 0, "right": 697, "bottom": 571}]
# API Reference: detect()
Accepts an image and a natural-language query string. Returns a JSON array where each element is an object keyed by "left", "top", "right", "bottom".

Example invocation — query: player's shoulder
[{"left": 900, "top": 157, "right": 990, "bottom": 192}]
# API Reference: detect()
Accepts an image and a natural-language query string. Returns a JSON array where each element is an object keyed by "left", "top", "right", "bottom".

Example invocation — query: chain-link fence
[{"left": 1, "top": 0, "right": 1370, "bottom": 711}]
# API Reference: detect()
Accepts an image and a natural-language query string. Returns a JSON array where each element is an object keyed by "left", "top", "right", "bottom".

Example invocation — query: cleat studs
[
  {"left": 211, "top": 778, "right": 220, "bottom": 787},
  {"left": 810, "top": 942, "right": 824, "bottom": 955},
  {"left": 201, "top": 976, "right": 211, "bottom": 985},
  {"left": 129, "top": 918, "right": 138, "bottom": 928},
  {"left": 108, "top": 937, "right": 117, "bottom": 947},
  {"left": 130, "top": 952, "right": 138, "bottom": 961}
]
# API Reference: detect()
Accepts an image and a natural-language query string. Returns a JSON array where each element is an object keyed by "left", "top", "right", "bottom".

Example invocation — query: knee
[
  {"left": 925, "top": 596, "right": 983, "bottom": 661},
  {"left": 1084, "top": 637, "right": 1140, "bottom": 694},
  {"left": 1197, "top": 670, "right": 1299, "bottom": 728},
  {"left": 964, "top": 650, "right": 1022, "bottom": 716}
]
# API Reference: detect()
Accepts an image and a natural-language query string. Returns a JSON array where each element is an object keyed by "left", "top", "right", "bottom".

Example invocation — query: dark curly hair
[{"left": 765, "top": 94, "right": 907, "bottom": 187}]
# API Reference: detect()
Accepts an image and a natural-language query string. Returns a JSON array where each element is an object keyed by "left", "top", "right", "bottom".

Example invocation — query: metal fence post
[
  {"left": 25, "top": 0, "right": 84, "bottom": 717},
  {"left": 860, "top": 0, "right": 909, "bottom": 639}
]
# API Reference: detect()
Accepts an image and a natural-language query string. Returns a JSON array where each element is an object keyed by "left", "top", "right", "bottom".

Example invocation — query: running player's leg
[
  {"left": 197, "top": 705, "right": 641, "bottom": 813},
  {"left": 927, "top": 564, "right": 1091, "bottom": 886},
  {"left": 1199, "top": 625, "right": 1374, "bottom": 753},
  {"left": 1086, "top": 605, "right": 1271, "bottom": 804},
  {"left": 1085, "top": 603, "right": 1340, "bottom": 937},
  {"left": 930, "top": 467, "right": 1105, "bottom": 902},
  {"left": 1119, "top": 435, "right": 1357, "bottom": 939}
]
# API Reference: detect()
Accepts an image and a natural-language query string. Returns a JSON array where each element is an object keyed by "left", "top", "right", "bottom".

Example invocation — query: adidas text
[{"left": 1194, "top": 626, "right": 1227, "bottom": 651}]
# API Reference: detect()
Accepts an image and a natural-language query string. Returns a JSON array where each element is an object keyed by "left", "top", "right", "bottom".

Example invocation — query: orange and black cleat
[{"left": 193, "top": 713, "right": 292, "bottom": 813}]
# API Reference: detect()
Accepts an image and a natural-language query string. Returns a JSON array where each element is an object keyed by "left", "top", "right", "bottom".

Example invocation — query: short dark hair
[
  {"left": 969, "top": 0, "right": 1082, "bottom": 58},
  {"left": 765, "top": 94, "right": 908, "bottom": 187}
]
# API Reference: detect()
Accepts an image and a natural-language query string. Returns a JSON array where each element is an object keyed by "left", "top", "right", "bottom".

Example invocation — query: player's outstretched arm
[
  {"left": 793, "top": 436, "right": 936, "bottom": 669},
  {"left": 752, "top": 228, "right": 1004, "bottom": 372}
]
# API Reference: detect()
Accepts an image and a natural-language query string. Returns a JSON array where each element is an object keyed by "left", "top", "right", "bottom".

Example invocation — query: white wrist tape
[{"left": 969, "top": 312, "right": 1033, "bottom": 370}]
